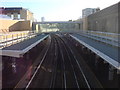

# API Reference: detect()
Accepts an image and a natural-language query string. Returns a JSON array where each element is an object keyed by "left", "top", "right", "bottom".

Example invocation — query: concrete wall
[
  {"left": 82, "top": 17, "right": 88, "bottom": 30},
  {"left": 0, "top": 19, "right": 19, "bottom": 33},
  {"left": 20, "top": 9, "right": 34, "bottom": 21},
  {"left": 87, "top": 2, "right": 119, "bottom": 33},
  {"left": 0, "top": 19, "right": 32, "bottom": 33},
  {"left": 75, "top": 19, "right": 83, "bottom": 30},
  {"left": 20, "top": 9, "right": 27, "bottom": 20},
  {"left": 9, "top": 20, "right": 32, "bottom": 31},
  {"left": 32, "top": 24, "right": 41, "bottom": 33},
  {"left": 27, "top": 10, "right": 34, "bottom": 21}
]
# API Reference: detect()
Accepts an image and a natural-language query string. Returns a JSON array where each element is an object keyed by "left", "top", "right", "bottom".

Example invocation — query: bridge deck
[
  {"left": 0, "top": 34, "right": 49, "bottom": 57},
  {"left": 70, "top": 33, "right": 120, "bottom": 70},
  {"left": 33, "top": 21, "right": 82, "bottom": 24}
]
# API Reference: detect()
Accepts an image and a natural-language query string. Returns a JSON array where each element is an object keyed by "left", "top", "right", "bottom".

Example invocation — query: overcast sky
[{"left": 0, "top": 0, "right": 119, "bottom": 21}]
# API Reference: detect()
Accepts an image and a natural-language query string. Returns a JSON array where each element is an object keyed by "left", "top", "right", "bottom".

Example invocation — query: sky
[{"left": 0, "top": 0, "right": 119, "bottom": 21}]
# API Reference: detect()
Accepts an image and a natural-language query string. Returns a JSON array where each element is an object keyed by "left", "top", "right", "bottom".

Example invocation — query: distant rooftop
[
  {"left": 0, "top": 7, "right": 22, "bottom": 10},
  {"left": 4, "top": 7, "right": 22, "bottom": 10}
]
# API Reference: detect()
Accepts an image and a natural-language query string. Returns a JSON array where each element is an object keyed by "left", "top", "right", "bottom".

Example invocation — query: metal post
[
  {"left": 21, "top": 33, "right": 22, "bottom": 41},
  {"left": 117, "top": 70, "right": 120, "bottom": 74},
  {"left": 12, "top": 57, "right": 17, "bottom": 74},
  {"left": 6, "top": 35, "right": 7, "bottom": 46},
  {"left": 3, "top": 36, "right": 5, "bottom": 48},
  {"left": 26, "top": 52, "right": 30, "bottom": 60},
  {"left": 12, "top": 34, "right": 13, "bottom": 45},
  {"left": 24, "top": 33, "right": 25, "bottom": 40},
  {"left": 95, "top": 55, "right": 99, "bottom": 66},
  {"left": 117, "top": 70, "right": 120, "bottom": 87},
  {"left": 108, "top": 65, "right": 115, "bottom": 80}
]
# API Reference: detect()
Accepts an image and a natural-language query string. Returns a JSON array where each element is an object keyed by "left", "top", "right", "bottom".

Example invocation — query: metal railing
[
  {"left": 0, "top": 31, "right": 38, "bottom": 49},
  {"left": 78, "top": 30, "right": 120, "bottom": 47}
]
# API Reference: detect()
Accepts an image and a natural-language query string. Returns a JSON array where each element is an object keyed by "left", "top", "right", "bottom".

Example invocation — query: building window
[
  {"left": 18, "top": 14, "right": 20, "bottom": 19},
  {"left": 11, "top": 14, "right": 14, "bottom": 19}
]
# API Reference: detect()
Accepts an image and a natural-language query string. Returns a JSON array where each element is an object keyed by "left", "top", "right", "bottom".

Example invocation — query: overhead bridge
[{"left": 33, "top": 21, "right": 82, "bottom": 24}]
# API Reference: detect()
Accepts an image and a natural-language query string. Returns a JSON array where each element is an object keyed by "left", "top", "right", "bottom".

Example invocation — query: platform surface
[
  {"left": 1, "top": 34, "right": 49, "bottom": 57},
  {"left": 71, "top": 33, "right": 120, "bottom": 69}
]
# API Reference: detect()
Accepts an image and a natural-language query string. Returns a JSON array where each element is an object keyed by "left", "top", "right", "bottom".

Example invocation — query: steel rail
[
  {"left": 49, "top": 37, "right": 58, "bottom": 88},
  {"left": 59, "top": 34, "right": 91, "bottom": 89},
  {"left": 25, "top": 36, "right": 52, "bottom": 89},
  {"left": 57, "top": 37, "right": 67, "bottom": 89},
  {"left": 57, "top": 36, "right": 80, "bottom": 88}
]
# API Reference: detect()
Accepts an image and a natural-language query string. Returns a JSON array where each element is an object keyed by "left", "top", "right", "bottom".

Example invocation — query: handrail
[
  {"left": 78, "top": 30, "right": 120, "bottom": 47},
  {"left": 81, "top": 30, "right": 120, "bottom": 38},
  {"left": 0, "top": 31, "right": 37, "bottom": 49}
]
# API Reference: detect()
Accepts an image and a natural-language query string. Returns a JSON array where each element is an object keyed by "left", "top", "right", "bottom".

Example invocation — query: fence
[
  {"left": 78, "top": 30, "right": 120, "bottom": 47},
  {"left": 0, "top": 31, "right": 38, "bottom": 49}
]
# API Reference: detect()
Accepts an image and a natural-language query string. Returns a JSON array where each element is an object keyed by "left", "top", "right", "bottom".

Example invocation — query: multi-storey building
[
  {"left": 82, "top": 8, "right": 100, "bottom": 18},
  {"left": 0, "top": 7, "right": 34, "bottom": 21}
]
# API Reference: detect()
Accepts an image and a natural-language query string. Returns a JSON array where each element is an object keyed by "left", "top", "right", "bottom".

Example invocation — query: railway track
[{"left": 24, "top": 33, "right": 103, "bottom": 89}]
